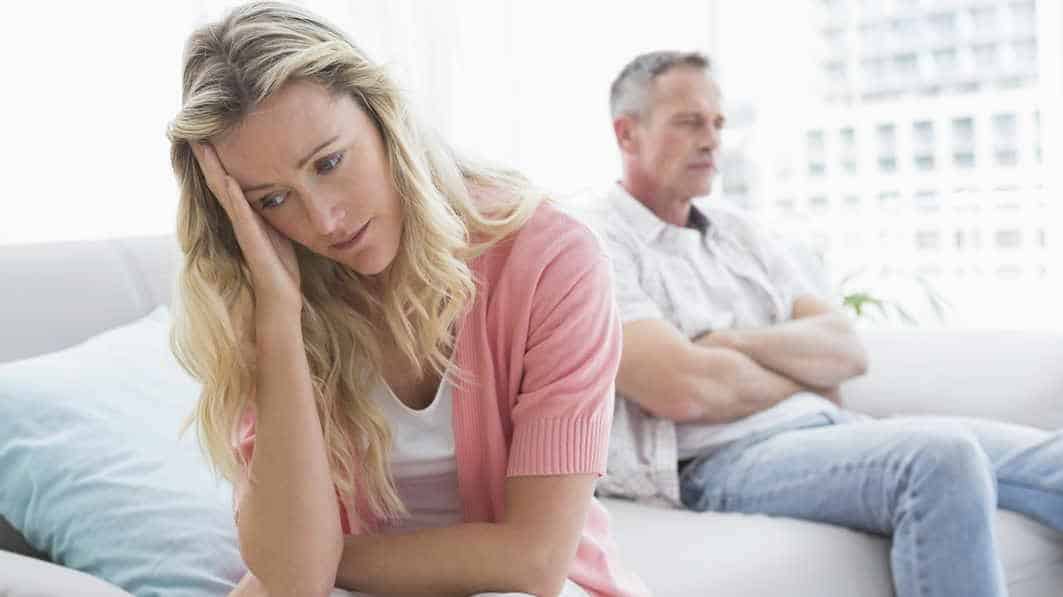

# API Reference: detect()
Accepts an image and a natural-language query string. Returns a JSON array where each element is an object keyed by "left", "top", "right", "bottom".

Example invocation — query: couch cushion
[
  {"left": 603, "top": 498, "right": 1063, "bottom": 597},
  {"left": 0, "top": 307, "right": 245, "bottom": 596},
  {"left": 843, "top": 330, "right": 1063, "bottom": 430},
  {"left": 0, "top": 550, "right": 133, "bottom": 597},
  {"left": 0, "top": 236, "right": 178, "bottom": 364}
]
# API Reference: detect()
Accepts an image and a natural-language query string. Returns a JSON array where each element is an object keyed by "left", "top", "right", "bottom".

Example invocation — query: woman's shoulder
[
  {"left": 469, "top": 201, "right": 611, "bottom": 316},
  {"left": 503, "top": 200, "right": 606, "bottom": 266}
]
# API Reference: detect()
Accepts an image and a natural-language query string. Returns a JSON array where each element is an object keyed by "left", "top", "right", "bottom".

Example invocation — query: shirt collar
[{"left": 608, "top": 182, "right": 712, "bottom": 242}]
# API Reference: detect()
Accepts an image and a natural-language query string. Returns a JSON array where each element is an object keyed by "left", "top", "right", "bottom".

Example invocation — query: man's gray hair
[{"left": 609, "top": 51, "right": 711, "bottom": 119}]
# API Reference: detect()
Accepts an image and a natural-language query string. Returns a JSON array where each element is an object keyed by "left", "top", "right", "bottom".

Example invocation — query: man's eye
[
  {"left": 316, "top": 151, "right": 345, "bottom": 174},
  {"left": 259, "top": 192, "right": 286, "bottom": 210}
]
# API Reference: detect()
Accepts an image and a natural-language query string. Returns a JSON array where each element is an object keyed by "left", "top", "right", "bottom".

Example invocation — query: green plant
[{"left": 837, "top": 269, "right": 952, "bottom": 325}]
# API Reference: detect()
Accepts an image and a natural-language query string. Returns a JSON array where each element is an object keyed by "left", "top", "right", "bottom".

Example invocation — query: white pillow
[{"left": 0, "top": 307, "right": 246, "bottom": 595}]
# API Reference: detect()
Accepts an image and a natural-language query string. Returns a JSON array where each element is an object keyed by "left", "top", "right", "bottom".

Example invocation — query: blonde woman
[{"left": 166, "top": 3, "right": 647, "bottom": 597}]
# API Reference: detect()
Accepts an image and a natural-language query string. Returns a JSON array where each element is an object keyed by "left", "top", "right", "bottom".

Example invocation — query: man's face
[{"left": 631, "top": 67, "right": 724, "bottom": 201}]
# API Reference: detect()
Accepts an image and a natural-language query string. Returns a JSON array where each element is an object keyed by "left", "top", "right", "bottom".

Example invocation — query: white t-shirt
[{"left": 368, "top": 378, "right": 462, "bottom": 532}]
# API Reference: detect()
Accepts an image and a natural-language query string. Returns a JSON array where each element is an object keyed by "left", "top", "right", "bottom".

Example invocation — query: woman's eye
[
  {"left": 316, "top": 151, "right": 345, "bottom": 174},
  {"left": 259, "top": 192, "right": 286, "bottom": 210}
]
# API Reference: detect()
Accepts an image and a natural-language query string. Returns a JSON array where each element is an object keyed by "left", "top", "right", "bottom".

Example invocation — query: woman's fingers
[
  {"left": 190, "top": 141, "right": 302, "bottom": 309},
  {"left": 192, "top": 143, "right": 263, "bottom": 253}
]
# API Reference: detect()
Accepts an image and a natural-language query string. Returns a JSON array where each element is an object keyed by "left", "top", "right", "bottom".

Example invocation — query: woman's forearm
[
  {"left": 236, "top": 313, "right": 343, "bottom": 596},
  {"left": 336, "top": 522, "right": 553, "bottom": 597}
]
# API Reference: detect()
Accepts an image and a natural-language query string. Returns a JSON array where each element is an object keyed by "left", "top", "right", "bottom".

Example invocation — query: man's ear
[{"left": 614, "top": 115, "right": 640, "bottom": 155}]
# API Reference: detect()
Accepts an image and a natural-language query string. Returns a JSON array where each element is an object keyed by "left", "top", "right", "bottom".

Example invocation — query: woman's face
[{"left": 212, "top": 80, "right": 403, "bottom": 276}]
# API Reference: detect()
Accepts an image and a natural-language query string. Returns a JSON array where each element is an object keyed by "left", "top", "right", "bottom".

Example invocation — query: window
[
  {"left": 992, "top": 113, "right": 1018, "bottom": 166},
  {"left": 929, "top": 12, "right": 957, "bottom": 39},
  {"left": 915, "top": 189, "right": 940, "bottom": 211},
  {"left": 839, "top": 127, "right": 857, "bottom": 173},
  {"left": 995, "top": 229, "right": 1023, "bottom": 249},
  {"left": 1012, "top": 39, "right": 1038, "bottom": 66},
  {"left": 952, "top": 117, "right": 976, "bottom": 168},
  {"left": 993, "top": 113, "right": 1017, "bottom": 141},
  {"left": 996, "top": 265, "right": 1023, "bottom": 279},
  {"left": 970, "top": 6, "right": 997, "bottom": 34},
  {"left": 913, "top": 120, "right": 934, "bottom": 145},
  {"left": 825, "top": 60, "right": 846, "bottom": 83},
  {"left": 878, "top": 190, "right": 901, "bottom": 210},
  {"left": 932, "top": 48, "right": 958, "bottom": 75},
  {"left": 890, "top": 19, "right": 918, "bottom": 46},
  {"left": 877, "top": 123, "right": 897, "bottom": 172},
  {"left": 915, "top": 155, "right": 935, "bottom": 170},
  {"left": 913, "top": 120, "right": 935, "bottom": 170},
  {"left": 862, "top": 57, "right": 887, "bottom": 81},
  {"left": 806, "top": 129, "right": 826, "bottom": 153},
  {"left": 952, "top": 117, "right": 975, "bottom": 143},
  {"left": 1033, "top": 109, "right": 1043, "bottom": 163},
  {"left": 915, "top": 230, "right": 941, "bottom": 250},
  {"left": 972, "top": 43, "right": 998, "bottom": 70},
  {"left": 711, "top": 0, "right": 1059, "bottom": 331},
  {"left": 1010, "top": 1, "right": 1037, "bottom": 31},
  {"left": 893, "top": 53, "right": 919, "bottom": 81}
]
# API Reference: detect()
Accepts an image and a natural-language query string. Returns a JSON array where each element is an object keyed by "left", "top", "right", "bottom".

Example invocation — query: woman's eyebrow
[
  {"left": 240, "top": 134, "right": 341, "bottom": 193},
  {"left": 296, "top": 134, "right": 340, "bottom": 169}
]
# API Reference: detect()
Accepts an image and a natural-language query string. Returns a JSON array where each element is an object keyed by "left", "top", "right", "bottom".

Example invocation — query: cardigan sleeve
[{"left": 506, "top": 225, "right": 621, "bottom": 477}]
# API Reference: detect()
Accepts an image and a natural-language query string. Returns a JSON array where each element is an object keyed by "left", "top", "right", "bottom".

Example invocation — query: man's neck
[{"left": 619, "top": 176, "right": 693, "bottom": 228}]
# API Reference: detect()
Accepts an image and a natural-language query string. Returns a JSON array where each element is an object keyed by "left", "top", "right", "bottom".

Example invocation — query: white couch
[{"left": 1, "top": 235, "right": 1061, "bottom": 596}]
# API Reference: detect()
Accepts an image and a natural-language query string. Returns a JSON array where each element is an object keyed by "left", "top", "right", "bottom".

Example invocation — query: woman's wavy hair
[{"left": 166, "top": 1, "right": 542, "bottom": 528}]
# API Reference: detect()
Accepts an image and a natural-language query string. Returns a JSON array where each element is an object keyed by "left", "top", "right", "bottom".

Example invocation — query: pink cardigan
[{"left": 236, "top": 202, "right": 648, "bottom": 596}]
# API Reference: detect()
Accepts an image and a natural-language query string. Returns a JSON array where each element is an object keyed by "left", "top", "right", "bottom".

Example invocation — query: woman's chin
[{"left": 349, "top": 250, "right": 397, "bottom": 277}]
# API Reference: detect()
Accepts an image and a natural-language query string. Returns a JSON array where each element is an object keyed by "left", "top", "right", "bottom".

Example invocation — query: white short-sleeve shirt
[{"left": 586, "top": 183, "right": 840, "bottom": 499}]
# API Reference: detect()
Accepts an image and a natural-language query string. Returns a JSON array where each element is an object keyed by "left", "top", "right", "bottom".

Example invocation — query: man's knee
[{"left": 902, "top": 428, "right": 995, "bottom": 502}]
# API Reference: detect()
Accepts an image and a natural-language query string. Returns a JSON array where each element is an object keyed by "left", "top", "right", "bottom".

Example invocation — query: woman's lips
[{"left": 331, "top": 219, "right": 372, "bottom": 251}]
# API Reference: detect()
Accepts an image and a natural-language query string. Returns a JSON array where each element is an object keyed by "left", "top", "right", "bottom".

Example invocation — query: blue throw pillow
[{"left": 0, "top": 307, "right": 246, "bottom": 596}]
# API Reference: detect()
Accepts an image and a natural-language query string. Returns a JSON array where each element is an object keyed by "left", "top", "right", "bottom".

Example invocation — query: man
[{"left": 589, "top": 51, "right": 1062, "bottom": 597}]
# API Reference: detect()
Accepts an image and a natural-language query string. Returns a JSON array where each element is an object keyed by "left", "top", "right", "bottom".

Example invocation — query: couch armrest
[{"left": 840, "top": 329, "right": 1063, "bottom": 429}]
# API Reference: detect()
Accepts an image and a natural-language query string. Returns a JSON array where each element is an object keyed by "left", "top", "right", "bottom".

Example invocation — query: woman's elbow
[
  {"left": 517, "top": 545, "right": 573, "bottom": 597},
  {"left": 238, "top": 526, "right": 341, "bottom": 597}
]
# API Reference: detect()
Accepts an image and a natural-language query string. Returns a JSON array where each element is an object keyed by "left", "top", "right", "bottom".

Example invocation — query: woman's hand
[{"left": 192, "top": 143, "right": 302, "bottom": 316}]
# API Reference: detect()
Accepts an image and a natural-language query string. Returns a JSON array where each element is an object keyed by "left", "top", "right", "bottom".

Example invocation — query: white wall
[{"left": 1, "top": 0, "right": 719, "bottom": 245}]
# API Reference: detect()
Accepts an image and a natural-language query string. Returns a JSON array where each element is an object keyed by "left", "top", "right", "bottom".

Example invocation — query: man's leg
[
  {"left": 907, "top": 416, "right": 1063, "bottom": 532},
  {"left": 679, "top": 414, "right": 1006, "bottom": 597}
]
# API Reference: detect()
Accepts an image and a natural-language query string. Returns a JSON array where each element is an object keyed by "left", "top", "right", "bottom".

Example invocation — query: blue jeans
[{"left": 678, "top": 411, "right": 1063, "bottom": 597}]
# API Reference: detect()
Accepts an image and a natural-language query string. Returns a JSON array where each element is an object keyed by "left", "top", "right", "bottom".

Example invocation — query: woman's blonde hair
[{"left": 166, "top": 1, "right": 542, "bottom": 528}]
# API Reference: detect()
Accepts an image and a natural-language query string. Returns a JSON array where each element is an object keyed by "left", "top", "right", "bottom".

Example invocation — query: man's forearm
[
  {"left": 676, "top": 345, "right": 808, "bottom": 424},
  {"left": 696, "top": 314, "right": 867, "bottom": 390}
]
